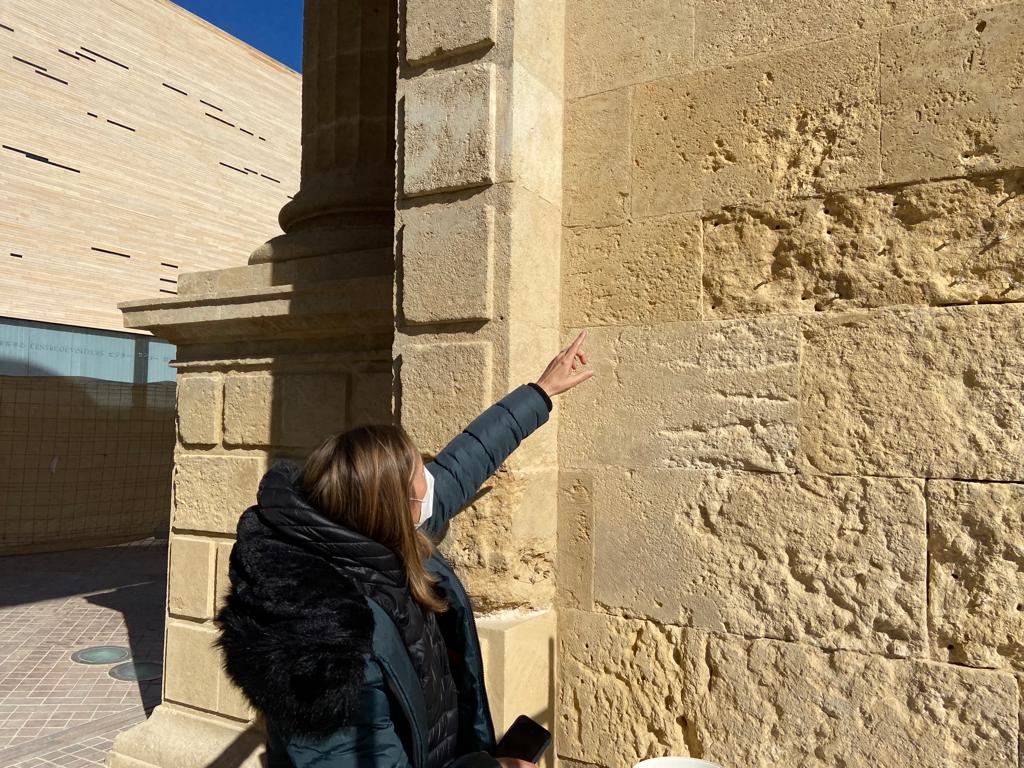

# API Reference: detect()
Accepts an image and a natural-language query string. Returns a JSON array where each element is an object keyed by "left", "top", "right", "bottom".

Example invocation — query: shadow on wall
[{"left": 0, "top": 359, "right": 175, "bottom": 555}]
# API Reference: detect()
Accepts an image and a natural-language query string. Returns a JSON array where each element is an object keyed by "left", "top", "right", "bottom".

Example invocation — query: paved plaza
[{"left": 0, "top": 539, "right": 166, "bottom": 767}]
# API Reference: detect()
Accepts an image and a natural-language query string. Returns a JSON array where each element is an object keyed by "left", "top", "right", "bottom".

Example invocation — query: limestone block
[
  {"left": 800, "top": 304, "right": 1024, "bottom": 479},
  {"left": 928, "top": 480, "right": 1024, "bottom": 671},
  {"left": 400, "top": 199, "right": 494, "bottom": 324},
  {"left": 279, "top": 372, "right": 348, "bottom": 449},
  {"left": 563, "top": 214, "right": 702, "bottom": 327},
  {"left": 881, "top": 4, "right": 1024, "bottom": 185},
  {"left": 563, "top": 89, "right": 630, "bottom": 228},
  {"left": 633, "top": 36, "right": 880, "bottom": 216},
  {"left": 164, "top": 622, "right": 222, "bottom": 710},
  {"left": 557, "top": 609, "right": 692, "bottom": 767},
  {"left": 167, "top": 536, "right": 216, "bottom": 621},
  {"left": 174, "top": 455, "right": 265, "bottom": 534},
  {"left": 565, "top": 0, "right": 693, "bottom": 98},
  {"left": 214, "top": 539, "right": 234, "bottom": 615},
  {"left": 593, "top": 468, "right": 927, "bottom": 656},
  {"left": 349, "top": 370, "right": 394, "bottom": 426},
  {"left": 400, "top": 341, "right": 492, "bottom": 455},
  {"left": 223, "top": 374, "right": 273, "bottom": 447},
  {"left": 510, "top": 64, "right": 563, "bottom": 207},
  {"left": 440, "top": 467, "right": 555, "bottom": 611},
  {"left": 512, "top": 0, "right": 565, "bottom": 92},
  {"left": 702, "top": 171, "right": 1024, "bottom": 317},
  {"left": 557, "top": 471, "right": 594, "bottom": 611},
  {"left": 108, "top": 705, "right": 265, "bottom": 768},
  {"left": 177, "top": 375, "right": 222, "bottom": 447},
  {"left": 405, "top": 0, "right": 496, "bottom": 65},
  {"left": 477, "top": 610, "right": 556, "bottom": 736},
  {"left": 560, "top": 317, "right": 800, "bottom": 473},
  {"left": 694, "top": 0, "right": 877, "bottom": 66},
  {"left": 403, "top": 64, "right": 496, "bottom": 197},
  {"left": 684, "top": 632, "right": 1019, "bottom": 767}
]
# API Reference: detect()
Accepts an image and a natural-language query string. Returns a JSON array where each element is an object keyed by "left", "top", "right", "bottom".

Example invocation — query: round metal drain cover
[
  {"left": 70, "top": 646, "right": 131, "bottom": 665},
  {"left": 109, "top": 661, "right": 162, "bottom": 682}
]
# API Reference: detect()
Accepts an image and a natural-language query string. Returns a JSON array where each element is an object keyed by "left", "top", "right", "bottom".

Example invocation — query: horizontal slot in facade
[
  {"left": 13, "top": 55, "right": 46, "bottom": 70},
  {"left": 86, "top": 111, "right": 98, "bottom": 117},
  {"left": 10, "top": 252, "right": 24, "bottom": 258},
  {"left": 58, "top": 49, "right": 80, "bottom": 60},
  {"left": 159, "top": 263, "right": 178, "bottom": 269},
  {"left": 0, "top": 22, "right": 14, "bottom": 32},
  {"left": 158, "top": 277, "right": 177, "bottom": 284},
  {"left": 106, "top": 119, "right": 135, "bottom": 132},
  {"left": 75, "top": 50, "right": 96, "bottom": 62},
  {"left": 158, "top": 289, "right": 177, "bottom": 295},
  {"left": 199, "top": 99, "right": 222, "bottom": 111},
  {"left": 218, "top": 161, "right": 246, "bottom": 175},
  {"left": 161, "top": 82, "right": 187, "bottom": 95},
  {"left": 79, "top": 46, "right": 129, "bottom": 69},
  {"left": 35, "top": 70, "right": 68, "bottom": 85},
  {"left": 204, "top": 112, "right": 235, "bottom": 127},
  {"left": 259, "top": 173, "right": 280, "bottom": 183},
  {"left": 90, "top": 246, "right": 132, "bottom": 259}
]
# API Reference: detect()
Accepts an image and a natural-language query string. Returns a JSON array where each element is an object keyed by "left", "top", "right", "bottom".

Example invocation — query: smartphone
[{"left": 494, "top": 715, "right": 552, "bottom": 764}]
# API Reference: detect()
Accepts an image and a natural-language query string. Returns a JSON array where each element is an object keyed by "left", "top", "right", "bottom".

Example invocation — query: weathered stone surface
[
  {"left": 702, "top": 171, "right": 1024, "bottom": 317},
  {"left": 174, "top": 455, "right": 265, "bottom": 534},
  {"left": 557, "top": 471, "right": 594, "bottom": 611},
  {"left": 214, "top": 539, "right": 234, "bottom": 615},
  {"left": 560, "top": 317, "right": 800, "bottom": 472},
  {"left": 633, "top": 36, "right": 880, "bottom": 216},
  {"left": 694, "top": 0, "right": 876, "bottom": 66},
  {"left": 279, "top": 372, "right": 348, "bottom": 449},
  {"left": 440, "top": 468, "right": 555, "bottom": 611},
  {"left": 800, "top": 304, "right": 1024, "bottom": 479},
  {"left": 164, "top": 621, "right": 221, "bottom": 710},
  {"left": 563, "top": 215, "right": 702, "bottom": 327},
  {"left": 405, "top": 0, "right": 496, "bottom": 65},
  {"left": 928, "top": 480, "right": 1024, "bottom": 671},
  {"left": 510, "top": 64, "right": 563, "bottom": 207},
  {"left": 684, "top": 631, "right": 1019, "bottom": 767},
  {"left": 223, "top": 374, "right": 273, "bottom": 447},
  {"left": 177, "top": 376, "right": 222, "bottom": 447},
  {"left": 400, "top": 341, "right": 492, "bottom": 454},
  {"left": 348, "top": 370, "right": 394, "bottom": 426},
  {"left": 593, "top": 469, "right": 926, "bottom": 656},
  {"left": 403, "top": 64, "right": 496, "bottom": 197},
  {"left": 565, "top": 0, "right": 693, "bottom": 98},
  {"left": 167, "top": 536, "right": 216, "bottom": 621},
  {"left": 563, "top": 90, "right": 631, "bottom": 228},
  {"left": 882, "top": 4, "right": 1024, "bottom": 185},
  {"left": 557, "top": 610, "right": 693, "bottom": 767},
  {"left": 400, "top": 199, "right": 494, "bottom": 324}
]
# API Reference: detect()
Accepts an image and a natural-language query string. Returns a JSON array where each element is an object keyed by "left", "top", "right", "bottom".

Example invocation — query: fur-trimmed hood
[{"left": 214, "top": 462, "right": 381, "bottom": 738}]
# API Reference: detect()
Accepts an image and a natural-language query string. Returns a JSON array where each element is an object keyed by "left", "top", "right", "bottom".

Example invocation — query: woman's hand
[
  {"left": 496, "top": 759, "right": 537, "bottom": 768},
  {"left": 535, "top": 330, "right": 594, "bottom": 398}
]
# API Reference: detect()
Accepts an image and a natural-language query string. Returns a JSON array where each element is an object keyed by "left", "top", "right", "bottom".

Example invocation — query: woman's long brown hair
[{"left": 300, "top": 424, "right": 447, "bottom": 613}]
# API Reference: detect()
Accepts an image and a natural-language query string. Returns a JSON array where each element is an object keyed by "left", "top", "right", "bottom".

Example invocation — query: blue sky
[{"left": 173, "top": 0, "right": 304, "bottom": 73}]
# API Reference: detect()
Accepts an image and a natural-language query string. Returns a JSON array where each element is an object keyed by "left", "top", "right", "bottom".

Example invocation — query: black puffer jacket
[{"left": 216, "top": 383, "right": 552, "bottom": 768}]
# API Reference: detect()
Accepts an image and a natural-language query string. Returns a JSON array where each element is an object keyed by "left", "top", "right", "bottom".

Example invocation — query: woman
[{"left": 215, "top": 331, "right": 593, "bottom": 768}]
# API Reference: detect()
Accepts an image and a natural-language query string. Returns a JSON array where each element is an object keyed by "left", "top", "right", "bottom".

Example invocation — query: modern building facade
[{"left": 0, "top": 0, "right": 300, "bottom": 554}]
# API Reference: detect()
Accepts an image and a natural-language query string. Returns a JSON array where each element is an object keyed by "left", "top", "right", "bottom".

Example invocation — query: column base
[
  {"left": 106, "top": 705, "right": 265, "bottom": 768},
  {"left": 477, "top": 609, "right": 558, "bottom": 768}
]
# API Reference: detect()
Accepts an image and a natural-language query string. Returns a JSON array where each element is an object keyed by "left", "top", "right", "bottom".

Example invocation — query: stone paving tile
[{"left": 0, "top": 538, "right": 166, "bottom": 765}]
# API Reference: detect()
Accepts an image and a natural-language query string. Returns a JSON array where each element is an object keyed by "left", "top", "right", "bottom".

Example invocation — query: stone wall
[{"left": 558, "top": 1, "right": 1023, "bottom": 766}]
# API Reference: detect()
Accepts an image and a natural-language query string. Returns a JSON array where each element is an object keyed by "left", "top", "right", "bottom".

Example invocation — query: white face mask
[{"left": 414, "top": 466, "right": 435, "bottom": 529}]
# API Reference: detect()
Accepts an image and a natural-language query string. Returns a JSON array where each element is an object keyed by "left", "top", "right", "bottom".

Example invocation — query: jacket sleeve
[
  {"left": 421, "top": 383, "right": 550, "bottom": 540},
  {"left": 279, "top": 658, "right": 412, "bottom": 768}
]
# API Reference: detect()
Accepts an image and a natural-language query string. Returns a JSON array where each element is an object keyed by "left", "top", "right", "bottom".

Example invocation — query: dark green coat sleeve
[
  {"left": 421, "top": 384, "right": 550, "bottom": 540},
  {"left": 279, "top": 658, "right": 412, "bottom": 768}
]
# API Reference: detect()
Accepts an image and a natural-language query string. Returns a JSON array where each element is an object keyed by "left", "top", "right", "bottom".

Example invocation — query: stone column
[
  {"left": 107, "top": 2, "right": 398, "bottom": 766},
  {"left": 393, "top": 0, "right": 565, "bottom": 760},
  {"left": 249, "top": 0, "right": 397, "bottom": 264}
]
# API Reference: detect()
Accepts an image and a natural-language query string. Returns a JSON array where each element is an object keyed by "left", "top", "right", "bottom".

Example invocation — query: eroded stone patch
[{"left": 928, "top": 480, "right": 1024, "bottom": 672}]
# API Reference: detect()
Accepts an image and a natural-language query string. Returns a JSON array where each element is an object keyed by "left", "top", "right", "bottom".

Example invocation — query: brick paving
[{"left": 0, "top": 538, "right": 167, "bottom": 767}]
